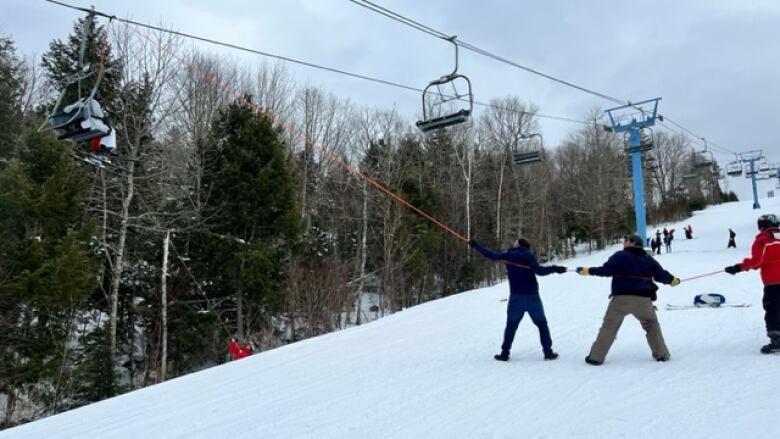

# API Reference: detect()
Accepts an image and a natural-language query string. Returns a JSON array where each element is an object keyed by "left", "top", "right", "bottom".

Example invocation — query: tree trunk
[
  {"left": 3, "top": 387, "right": 16, "bottom": 428},
  {"left": 109, "top": 160, "right": 135, "bottom": 363},
  {"left": 355, "top": 179, "right": 368, "bottom": 325},
  {"left": 160, "top": 229, "right": 170, "bottom": 382}
]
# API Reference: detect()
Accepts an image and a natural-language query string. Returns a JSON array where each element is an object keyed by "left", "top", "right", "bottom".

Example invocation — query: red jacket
[
  {"left": 739, "top": 228, "right": 780, "bottom": 285},
  {"left": 228, "top": 340, "right": 253, "bottom": 360}
]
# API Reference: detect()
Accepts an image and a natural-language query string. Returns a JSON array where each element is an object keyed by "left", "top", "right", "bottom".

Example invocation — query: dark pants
[
  {"left": 727, "top": 239, "right": 736, "bottom": 248},
  {"left": 764, "top": 284, "right": 780, "bottom": 340},
  {"left": 501, "top": 294, "right": 553, "bottom": 355}
]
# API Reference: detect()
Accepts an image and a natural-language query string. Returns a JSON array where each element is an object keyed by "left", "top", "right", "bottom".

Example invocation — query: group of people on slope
[
  {"left": 469, "top": 213, "right": 780, "bottom": 365},
  {"left": 648, "top": 227, "right": 676, "bottom": 254}
]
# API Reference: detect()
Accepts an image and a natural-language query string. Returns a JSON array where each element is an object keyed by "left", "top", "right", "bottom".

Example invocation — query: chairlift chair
[
  {"left": 51, "top": 98, "right": 111, "bottom": 143},
  {"left": 693, "top": 151, "right": 714, "bottom": 169},
  {"left": 623, "top": 127, "right": 654, "bottom": 153},
  {"left": 41, "top": 8, "right": 111, "bottom": 145},
  {"left": 758, "top": 161, "right": 772, "bottom": 173},
  {"left": 416, "top": 36, "right": 474, "bottom": 133},
  {"left": 512, "top": 150, "right": 544, "bottom": 165},
  {"left": 725, "top": 161, "right": 743, "bottom": 177},
  {"left": 512, "top": 133, "right": 544, "bottom": 165}
]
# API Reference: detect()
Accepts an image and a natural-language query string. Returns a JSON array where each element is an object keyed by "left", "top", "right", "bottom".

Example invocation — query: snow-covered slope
[{"left": 3, "top": 197, "right": 780, "bottom": 439}]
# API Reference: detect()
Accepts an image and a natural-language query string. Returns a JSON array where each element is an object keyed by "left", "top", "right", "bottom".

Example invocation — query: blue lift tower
[
  {"left": 605, "top": 98, "right": 662, "bottom": 246},
  {"left": 740, "top": 150, "right": 765, "bottom": 209}
]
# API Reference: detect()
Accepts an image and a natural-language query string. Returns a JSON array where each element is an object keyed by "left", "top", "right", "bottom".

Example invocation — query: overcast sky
[{"left": 2, "top": 0, "right": 779, "bottom": 163}]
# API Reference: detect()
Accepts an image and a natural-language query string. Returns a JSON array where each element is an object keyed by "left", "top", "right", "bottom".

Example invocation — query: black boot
[
  {"left": 585, "top": 356, "right": 603, "bottom": 366},
  {"left": 544, "top": 351, "right": 559, "bottom": 360},
  {"left": 760, "top": 338, "right": 780, "bottom": 354},
  {"left": 494, "top": 352, "right": 509, "bottom": 361}
]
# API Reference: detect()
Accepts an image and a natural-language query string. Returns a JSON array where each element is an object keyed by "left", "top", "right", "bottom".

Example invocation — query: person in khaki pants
[{"left": 576, "top": 234, "right": 681, "bottom": 365}]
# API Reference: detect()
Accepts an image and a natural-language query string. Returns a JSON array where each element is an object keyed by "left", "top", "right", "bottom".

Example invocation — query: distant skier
[
  {"left": 728, "top": 228, "right": 737, "bottom": 248},
  {"left": 723, "top": 214, "right": 780, "bottom": 354},
  {"left": 228, "top": 337, "right": 253, "bottom": 360},
  {"left": 663, "top": 234, "right": 672, "bottom": 253},
  {"left": 469, "top": 238, "right": 568, "bottom": 362},
  {"left": 650, "top": 237, "right": 659, "bottom": 254},
  {"left": 576, "top": 234, "right": 681, "bottom": 365},
  {"left": 655, "top": 230, "right": 662, "bottom": 255},
  {"left": 684, "top": 225, "right": 693, "bottom": 240}
]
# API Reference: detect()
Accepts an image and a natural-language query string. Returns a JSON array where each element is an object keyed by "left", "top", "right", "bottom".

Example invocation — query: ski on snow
[{"left": 665, "top": 303, "right": 751, "bottom": 311}]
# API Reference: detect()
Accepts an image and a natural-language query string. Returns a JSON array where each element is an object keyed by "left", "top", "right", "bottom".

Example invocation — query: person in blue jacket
[
  {"left": 470, "top": 238, "right": 568, "bottom": 362},
  {"left": 576, "top": 234, "right": 681, "bottom": 365}
]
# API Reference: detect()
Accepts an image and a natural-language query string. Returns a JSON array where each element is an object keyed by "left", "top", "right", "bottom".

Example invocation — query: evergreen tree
[
  {"left": 199, "top": 98, "right": 300, "bottom": 340},
  {"left": 0, "top": 35, "right": 24, "bottom": 161},
  {"left": 0, "top": 131, "right": 95, "bottom": 425}
]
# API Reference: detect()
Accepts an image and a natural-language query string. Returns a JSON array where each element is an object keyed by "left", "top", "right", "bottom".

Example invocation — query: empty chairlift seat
[
  {"left": 416, "top": 36, "right": 474, "bottom": 133},
  {"left": 725, "top": 161, "right": 743, "bottom": 177}
]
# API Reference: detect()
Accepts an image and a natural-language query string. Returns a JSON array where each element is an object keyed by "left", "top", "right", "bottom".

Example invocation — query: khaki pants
[{"left": 588, "top": 295, "right": 669, "bottom": 362}]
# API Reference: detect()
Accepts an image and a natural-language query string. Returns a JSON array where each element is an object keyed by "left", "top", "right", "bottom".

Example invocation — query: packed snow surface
[{"left": 3, "top": 192, "right": 779, "bottom": 439}]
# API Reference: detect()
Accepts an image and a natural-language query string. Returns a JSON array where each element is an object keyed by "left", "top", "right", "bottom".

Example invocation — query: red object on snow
[{"left": 228, "top": 339, "right": 253, "bottom": 360}]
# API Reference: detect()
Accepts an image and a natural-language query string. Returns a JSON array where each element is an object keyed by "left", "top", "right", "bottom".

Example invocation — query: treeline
[{"left": 0, "top": 18, "right": 728, "bottom": 426}]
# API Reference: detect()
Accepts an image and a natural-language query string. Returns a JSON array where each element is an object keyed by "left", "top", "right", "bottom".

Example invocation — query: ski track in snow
[{"left": 2, "top": 187, "right": 779, "bottom": 438}]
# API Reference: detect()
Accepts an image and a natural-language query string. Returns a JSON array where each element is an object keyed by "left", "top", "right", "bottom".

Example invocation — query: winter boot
[
  {"left": 760, "top": 335, "right": 780, "bottom": 354},
  {"left": 544, "top": 351, "right": 559, "bottom": 361},
  {"left": 585, "top": 356, "right": 603, "bottom": 366},
  {"left": 655, "top": 354, "right": 671, "bottom": 362},
  {"left": 494, "top": 352, "right": 509, "bottom": 361}
]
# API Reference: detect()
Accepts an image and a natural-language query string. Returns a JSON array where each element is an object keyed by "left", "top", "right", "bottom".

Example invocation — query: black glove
[
  {"left": 724, "top": 264, "right": 741, "bottom": 275},
  {"left": 468, "top": 239, "right": 477, "bottom": 248},
  {"left": 554, "top": 266, "right": 568, "bottom": 274}
]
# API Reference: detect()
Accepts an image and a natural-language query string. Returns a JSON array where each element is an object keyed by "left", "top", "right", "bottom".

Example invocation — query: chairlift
[
  {"left": 512, "top": 133, "right": 544, "bottom": 165},
  {"left": 725, "top": 161, "right": 743, "bottom": 177},
  {"left": 416, "top": 36, "right": 473, "bottom": 132},
  {"left": 758, "top": 162, "right": 772, "bottom": 173},
  {"left": 623, "top": 127, "right": 654, "bottom": 153},
  {"left": 693, "top": 150, "right": 714, "bottom": 169},
  {"left": 512, "top": 150, "right": 544, "bottom": 165},
  {"left": 768, "top": 166, "right": 779, "bottom": 178},
  {"left": 41, "top": 9, "right": 112, "bottom": 145}
]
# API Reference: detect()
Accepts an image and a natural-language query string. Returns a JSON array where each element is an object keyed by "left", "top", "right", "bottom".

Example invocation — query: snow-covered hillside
[{"left": 3, "top": 197, "right": 779, "bottom": 439}]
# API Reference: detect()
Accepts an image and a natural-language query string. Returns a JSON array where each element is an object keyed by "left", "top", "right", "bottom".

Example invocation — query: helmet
[{"left": 757, "top": 214, "right": 780, "bottom": 230}]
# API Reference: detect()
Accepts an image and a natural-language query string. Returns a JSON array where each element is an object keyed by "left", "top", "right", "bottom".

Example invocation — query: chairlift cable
[
  {"left": 349, "top": 0, "right": 748, "bottom": 156},
  {"left": 43, "top": 0, "right": 591, "bottom": 126}
]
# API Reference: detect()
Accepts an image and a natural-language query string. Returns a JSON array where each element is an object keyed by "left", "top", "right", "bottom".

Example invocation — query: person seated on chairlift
[
  {"left": 62, "top": 98, "right": 110, "bottom": 135},
  {"left": 89, "top": 125, "right": 116, "bottom": 157},
  {"left": 63, "top": 98, "right": 116, "bottom": 156}
]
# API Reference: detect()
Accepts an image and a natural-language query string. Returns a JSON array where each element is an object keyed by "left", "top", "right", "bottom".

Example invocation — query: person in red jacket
[
  {"left": 724, "top": 214, "right": 780, "bottom": 354},
  {"left": 228, "top": 337, "right": 253, "bottom": 360}
]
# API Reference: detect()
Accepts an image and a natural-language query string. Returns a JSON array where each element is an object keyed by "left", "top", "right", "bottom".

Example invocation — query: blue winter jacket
[
  {"left": 589, "top": 246, "right": 675, "bottom": 300},
  {"left": 472, "top": 242, "right": 560, "bottom": 295}
]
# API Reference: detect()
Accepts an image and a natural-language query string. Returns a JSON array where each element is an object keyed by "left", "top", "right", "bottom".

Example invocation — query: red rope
[{"left": 680, "top": 269, "right": 724, "bottom": 283}]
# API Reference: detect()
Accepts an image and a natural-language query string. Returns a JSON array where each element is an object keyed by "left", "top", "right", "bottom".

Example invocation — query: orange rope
[{"left": 121, "top": 21, "right": 468, "bottom": 244}]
